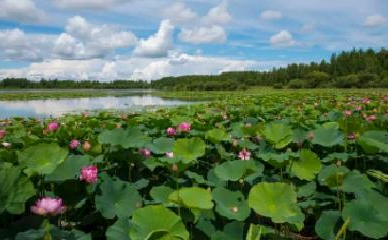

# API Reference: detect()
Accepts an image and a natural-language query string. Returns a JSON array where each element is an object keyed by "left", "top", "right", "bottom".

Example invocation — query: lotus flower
[
  {"left": 69, "top": 139, "right": 80, "bottom": 149},
  {"left": 345, "top": 110, "right": 352, "bottom": 117},
  {"left": 31, "top": 197, "right": 66, "bottom": 216},
  {"left": 178, "top": 122, "right": 191, "bottom": 132},
  {"left": 80, "top": 165, "right": 98, "bottom": 183},
  {"left": 139, "top": 148, "right": 151, "bottom": 158},
  {"left": 0, "top": 129, "right": 6, "bottom": 139},
  {"left": 83, "top": 141, "right": 91, "bottom": 152},
  {"left": 238, "top": 148, "right": 251, "bottom": 161},
  {"left": 166, "top": 127, "right": 176, "bottom": 136},
  {"left": 367, "top": 114, "right": 376, "bottom": 122},
  {"left": 166, "top": 152, "right": 174, "bottom": 158},
  {"left": 47, "top": 122, "right": 58, "bottom": 131}
]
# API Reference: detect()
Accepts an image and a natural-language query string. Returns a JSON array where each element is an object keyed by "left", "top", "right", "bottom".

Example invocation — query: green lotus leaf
[
  {"left": 95, "top": 176, "right": 142, "bottom": 219},
  {"left": 315, "top": 211, "right": 340, "bottom": 240},
  {"left": 290, "top": 149, "right": 322, "bottom": 180},
  {"left": 106, "top": 218, "right": 131, "bottom": 240},
  {"left": 311, "top": 124, "right": 344, "bottom": 147},
  {"left": 342, "top": 198, "right": 388, "bottom": 239},
  {"left": 173, "top": 137, "right": 206, "bottom": 163},
  {"left": 214, "top": 160, "right": 262, "bottom": 181},
  {"left": 210, "top": 221, "right": 244, "bottom": 240},
  {"left": 318, "top": 164, "right": 349, "bottom": 189},
  {"left": 150, "top": 186, "right": 174, "bottom": 205},
  {"left": 169, "top": 187, "right": 213, "bottom": 209},
  {"left": 98, "top": 127, "right": 150, "bottom": 149},
  {"left": 262, "top": 122, "right": 293, "bottom": 149},
  {"left": 130, "top": 205, "right": 189, "bottom": 240},
  {"left": 19, "top": 143, "right": 68, "bottom": 175},
  {"left": 147, "top": 137, "right": 175, "bottom": 154},
  {"left": 46, "top": 155, "right": 91, "bottom": 182},
  {"left": 206, "top": 128, "right": 230, "bottom": 143},
  {"left": 0, "top": 166, "right": 35, "bottom": 214},
  {"left": 342, "top": 170, "right": 376, "bottom": 194},
  {"left": 358, "top": 130, "right": 388, "bottom": 154},
  {"left": 212, "top": 187, "right": 250, "bottom": 221},
  {"left": 248, "top": 182, "right": 303, "bottom": 226}
]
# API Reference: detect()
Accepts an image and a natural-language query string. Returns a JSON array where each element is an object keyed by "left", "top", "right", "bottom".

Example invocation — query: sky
[{"left": 0, "top": 0, "right": 387, "bottom": 81}]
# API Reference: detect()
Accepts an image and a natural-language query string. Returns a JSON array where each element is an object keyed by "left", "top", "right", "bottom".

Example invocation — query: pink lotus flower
[
  {"left": 166, "top": 152, "right": 174, "bottom": 158},
  {"left": 367, "top": 114, "right": 376, "bottom": 122},
  {"left": 31, "top": 197, "right": 66, "bottom": 216},
  {"left": 139, "top": 148, "right": 151, "bottom": 158},
  {"left": 355, "top": 106, "right": 362, "bottom": 111},
  {"left": 383, "top": 96, "right": 388, "bottom": 102},
  {"left": 69, "top": 139, "right": 80, "bottom": 149},
  {"left": 166, "top": 127, "right": 176, "bottom": 136},
  {"left": 238, "top": 149, "right": 251, "bottom": 161},
  {"left": 47, "top": 122, "right": 58, "bottom": 131},
  {"left": 345, "top": 110, "right": 352, "bottom": 117},
  {"left": 178, "top": 122, "right": 191, "bottom": 133},
  {"left": 348, "top": 133, "right": 355, "bottom": 140},
  {"left": 80, "top": 165, "right": 98, "bottom": 183},
  {"left": 0, "top": 129, "right": 6, "bottom": 139},
  {"left": 362, "top": 98, "right": 371, "bottom": 104}
]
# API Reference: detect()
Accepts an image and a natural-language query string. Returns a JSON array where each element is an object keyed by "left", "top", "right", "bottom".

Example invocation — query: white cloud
[
  {"left": 53, "top": 0, "right": 131, "bottom": 10},
  {"left": 53, "top": 16, "right": 137, "bottom": 59},
  {"left": 162, "top": 2, "right": 197, "bottom": 25},
  {"left": 162, "top": 1, "right": 231, "bottom": 45},
  {"left": 0, "top": 28, "right": 54, "bottom": 61},
  {"left": 179, "top": 25, "right": 226, "bottom": 44},
  {"left": 0, "top": 52, "right": 287, "bottom": 81},
  {"left": 363, "top": 15, "right": 386, "bottom": 27},
  {"left": 0, "top": 0, "right": 47, "bottom": 23},
  {"left": 133, "top": 20, "right": 174, "bottom": 58},
  {"left": 203, "top": 0, "right": 232, "bottom": 25},
  {"left": 270, "top": 30, "right": 296, "bottom": 47},
  {"left": 300, "top": 22, "right": 315, "bottom": 33},
  {"left": 260, "top": 10, "right": 282, "bottom": 20}
]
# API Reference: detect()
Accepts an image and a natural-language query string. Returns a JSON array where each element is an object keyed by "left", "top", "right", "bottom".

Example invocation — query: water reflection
[{"left": 0, "top": 95, "right": 190, "bottom": 119}]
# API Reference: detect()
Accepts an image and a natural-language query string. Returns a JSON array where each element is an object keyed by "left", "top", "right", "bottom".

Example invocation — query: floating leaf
[
  {"left": 130, "top": 205, "right": 189, "bottom": 240},
  {"left": 19, "top": 143, "right": 68, "bottom": 175},
  {"left": 173, "top": 137, "right": 206, "bottom": 163},
  {"left": 206, "top": 128, "right": 230, "bottom": 143},
  {"left": 290, "top": 149, "right": 322, "bottom": 180},
  {"left": 315, "top": 211, "right": 340, "bottom": 240},
  {"left": 214, "top": 160, "right": 262, "bottom": 181},
  {"left": 312, "top": 125, "right": 344, "bottom": 147},
  {"left": 248, "top": 182, "right": 303, "bottom": 227},
  {"left": 169, "top": 187, "right": 213, "bottom": 209},
  {"left": 98, "top": 127, "right": 150, "bottom": 148},
  {"left": 0, "top": 166, "right": 35, "bottom": 214},
  {"left": 46, "top": 155, "right": 90, "bottom": 182},
  {"left": 212, "top": 187, "right": 250, "bottom": 221},
  {"left": 106, "top": 218, "right": 131, "bottom": 240},
  {"left": 95, "top": 176, "right": 142, "bottom": 219},
  {"left": 262, "top": 122, "right": 293, "bottom": 149},
  {"left": 147, "top": 137, "right": 174, "bottom": 154}
]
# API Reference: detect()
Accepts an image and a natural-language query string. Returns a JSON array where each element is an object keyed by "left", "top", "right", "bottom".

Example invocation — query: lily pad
[
  {"left": 290, "top": 149, "right": 322, "bottom": 180},
  {"left": 130, "top": 205, "right": 189, "bottom": 240},
  {"left": 173, "top": 137, "right": 206, "bottom": 163},
  {"left": 169, "top": 187, "right": 213, "bottom": 209},
  {"left": 212, "top": 187, "right": 250, "bottom": 221}
]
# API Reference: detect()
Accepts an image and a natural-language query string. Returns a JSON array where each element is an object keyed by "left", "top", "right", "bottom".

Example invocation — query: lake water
[{"left": 0, "top": 93, "right": 190, "bottom": 119}]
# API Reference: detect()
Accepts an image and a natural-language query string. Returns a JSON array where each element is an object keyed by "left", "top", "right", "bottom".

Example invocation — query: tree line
[{"left": 1, "top": 48, "right": 387, "bottom": 90}]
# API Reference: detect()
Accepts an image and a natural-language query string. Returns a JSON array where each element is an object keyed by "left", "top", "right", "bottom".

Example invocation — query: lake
[{"left": 0, "top": 90, "right": 191, "bottom": 119}]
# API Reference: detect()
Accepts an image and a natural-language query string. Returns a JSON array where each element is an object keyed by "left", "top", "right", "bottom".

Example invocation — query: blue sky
[{"left": 0, "top": 0, "right": 387, "bottom": 81}]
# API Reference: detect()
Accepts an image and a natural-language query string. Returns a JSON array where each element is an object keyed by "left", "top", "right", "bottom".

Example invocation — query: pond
[{"left": 0, "top": 94, "right": 191, "bottom": 119}]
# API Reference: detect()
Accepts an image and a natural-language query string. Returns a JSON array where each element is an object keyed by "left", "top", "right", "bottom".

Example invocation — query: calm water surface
[{"left": 0, "top": 94, "right": 190, "bottom": 119}]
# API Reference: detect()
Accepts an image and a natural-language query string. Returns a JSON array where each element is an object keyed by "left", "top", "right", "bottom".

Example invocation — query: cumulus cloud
[
  {"left": 0, "top": 52, "right": 286, "bottom": 81},
  {"left": 260, "top": 10, "right": 282, "bottom": 20},
  {"left": 53, "top": 0, "right": 131, "bottom": 10},
  {"left": 363, "top": 15, "right": 386, "bottom": 27},
  {"left": 53, "top": 16, "right": 137, "bottom": 59},
  {"left": 133, "top": 20, "right": 174, "bottom": 58},
  {"left": 270, "top": 30, "right": 296, "bottom": 47},
  {"left": 179, "top": 25, "right": 226, "bottom": 44},
  {"left": 162, "top": 2, "right": 198, "bottom": 26},
  {"left": 0, "top": 28, "right": 54, "bottom": 61},
  {"left": 162, "top": 1, "right": 231, "bottom": 44},
  {"left": 0, "top": 0, "right": 47, "bottom": 23},
  {"left": 203, "top": 0, "right": 232, "bottom": 25}
]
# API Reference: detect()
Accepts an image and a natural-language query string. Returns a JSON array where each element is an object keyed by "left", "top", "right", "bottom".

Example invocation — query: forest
[{"left": 1, "top": 48, "right": 387, "bottom": 90}]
